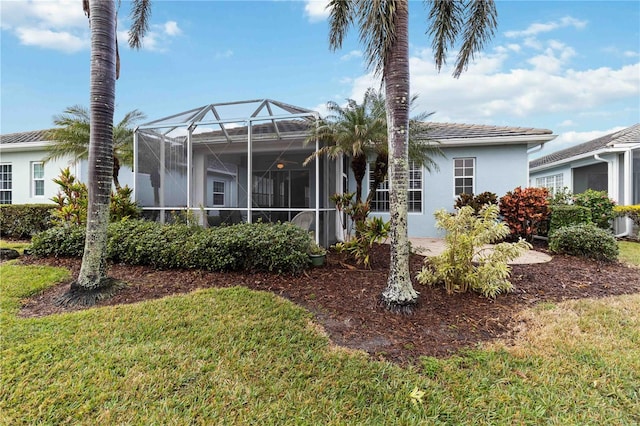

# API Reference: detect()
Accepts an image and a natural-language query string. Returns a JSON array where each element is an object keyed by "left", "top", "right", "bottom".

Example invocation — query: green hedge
[
  {"left": 0, "top": 204, "right": 55, "bottom": 239},
  {"left": 549, "top": 205, "right": 592, "bottom": 235},
  {"left": 549, "top": 223, "right": 619, "bottom": 262},
  {"left": 31, "top": 220, "right": 312, "bottom": 274}
]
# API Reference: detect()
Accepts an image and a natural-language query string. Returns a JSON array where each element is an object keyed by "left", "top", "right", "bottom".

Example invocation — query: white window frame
[
  {"left": 32, "top": 161, "right": 45, "bottom": 197},
  {"left": 0, "top": 163, "right": 12, "bottom": 204},
  {"left": 212, "top": 180, "right": 225, "bottom": 206},
  {"left": 453, "top": 157, "right": 475, "bottom": 197},
  {"left": 369, "top": 161, "right": 423, "bottom": 213},
  {"left": 535, "top": 174, "right": 564, "bottom": 195}
]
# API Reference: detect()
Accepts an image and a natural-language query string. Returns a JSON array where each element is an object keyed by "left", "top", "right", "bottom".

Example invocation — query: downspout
[
  {"left": 616, "top": 148, "right": 633, "bottom": 237},
  {"left": 527, "top": 143, "right": 546, "bottom": 185}
]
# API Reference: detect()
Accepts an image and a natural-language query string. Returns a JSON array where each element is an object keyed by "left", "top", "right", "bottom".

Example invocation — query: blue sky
[{"left": 1, "top": 0, "right": 638, "bottom": 157}]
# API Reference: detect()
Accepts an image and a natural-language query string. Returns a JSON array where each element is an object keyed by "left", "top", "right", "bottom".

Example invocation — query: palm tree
[
  {"left": 45, "top": 106, "right": 146, "bottom": 190},
  {"left": 59, "top": 0, "right": 151, "bottom": 306},
  {"left": 327, "top": 0, "right": 497, "bottom": 311},
  {"left": 305, "top": 88, "right": 387, "bottom": 203}
]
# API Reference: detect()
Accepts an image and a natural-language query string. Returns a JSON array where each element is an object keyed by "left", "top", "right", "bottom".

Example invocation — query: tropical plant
[
  {"left": 327, "top": 0, "right": 497, "bottom": 310},
  {"left": 59, "top": 0, "right": 151, "bottom": 306},
  {"left": 454, "top": 191, "right": 498, "bottom": 214},
  {"left": 45, "top": 106, "right": 146, "bottom": 190},
  {"left": 417, "top": 205, "right": 531, "bottom": 298},
  {"left": 573, "top": 189, "right": 616, "bottom": 229},
  {"left": 334, "top": 216, "right": 390, "bottom": 268},
  {"left": 499, "top": 186, "right": 550, "bottom": 241}
]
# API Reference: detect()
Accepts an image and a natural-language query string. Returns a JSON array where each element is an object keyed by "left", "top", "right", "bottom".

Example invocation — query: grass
[
  {"left": 0, "top": 239, "right": 31, "bottom": 255},
  {"left": 619, "top": 240, "right": 640, "bottom": 267},
  {"left": 1, "top": 262, "right": 639, "bottom": 424}
]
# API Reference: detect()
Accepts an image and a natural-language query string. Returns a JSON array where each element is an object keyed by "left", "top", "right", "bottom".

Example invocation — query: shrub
[
  {"left": 454, "top": 191, "right": 498, "bottom": 214},
  {"left": 548, "top": 205, "right": 592, "bottom": 235},
  {"left": 30, "top": 225, "right": 86, "bottom": 257},
  {"left": 499, "top": 186, "right": 550, "bottom": 240},
  {"left": 416, "top": 205, "right": 531, "bottom": 298},
  {"left": 110, "top": 186, "right": 140, "bottom": 221},
  {"left": 547, "top": 187, "right": 573, "bottom": 205},
  {"left": 549, "top": 223, "right": 619, "bottom": 262},
  {"left": 573, "top": 189, "right": 616, "bottom": 229},
  {"left": 32, "top": 220, "right": 311, "bottom": 274},
  {"left": 0, "top": 204, "right": 55, "bottom": 239}
]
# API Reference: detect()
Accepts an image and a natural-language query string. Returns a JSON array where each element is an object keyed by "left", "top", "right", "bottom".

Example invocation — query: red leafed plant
[{"left": 499, "top": 186, "right": 550, "bottom": 240}]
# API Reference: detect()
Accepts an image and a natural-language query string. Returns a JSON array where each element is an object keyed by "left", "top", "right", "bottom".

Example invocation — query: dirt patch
[{"left": 17, "top": 243, "right": 640, "bottom": 365}]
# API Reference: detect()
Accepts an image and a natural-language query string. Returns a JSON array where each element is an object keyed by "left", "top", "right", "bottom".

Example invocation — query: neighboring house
[
  {"left": 529, "top": 124, "right": 640, "bottom": 235},
  {"left": 133, "top": 99, "right": 556, "bottom": 243},
  {"left": 0, "top": 129, "right": 133, "bottom": 205}
]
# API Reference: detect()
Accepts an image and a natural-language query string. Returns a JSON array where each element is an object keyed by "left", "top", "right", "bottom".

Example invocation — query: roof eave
[
  {"left": 529, "top": 144, "right": 640, "bottom": 172},
  {"left": 0, "top": 141, "right": 53, "bottom": 152},
  {"left": 435, "top": 133, "right": 556, "bottom": 148}
]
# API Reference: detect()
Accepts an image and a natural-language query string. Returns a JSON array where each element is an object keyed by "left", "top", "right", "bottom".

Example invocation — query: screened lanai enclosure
[{"left": 134, "top": 99, "right": 339, "bottom": 246}]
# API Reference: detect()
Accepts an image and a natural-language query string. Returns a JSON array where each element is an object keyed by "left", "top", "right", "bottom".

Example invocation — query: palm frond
[
  {"left": 426, "top": 0, "right": 464, "bottom": 73},
  {"left": 453, "top": 0, "right": 497, "bottom": 78},
  {"left": 358, "top": 0, "right": 399, "bottom": 76},
  {"left": 328, "top": 0, "right": 354, "bottom": 51},
  {"left": 128, "top": 0, "right": 152, "bottom": 49}
]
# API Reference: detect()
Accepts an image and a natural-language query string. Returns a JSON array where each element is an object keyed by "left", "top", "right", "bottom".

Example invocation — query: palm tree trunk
[
  {"left": 113, "top": 155, "right": 121, "bottom": 190},
  {"left": 74, "top": 0, "right": 117, "bottom": 293},
  {"left": 351, "top": 152, "right": 367, "bottom": 203},
  {"left": 381, "top": 0, "right": 418, "bottom": 310}
]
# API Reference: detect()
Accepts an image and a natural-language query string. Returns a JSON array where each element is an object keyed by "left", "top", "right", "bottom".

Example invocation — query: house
[
  {"left": 133, "top": 99, "right": 556, "bottom": 244},
  {"left": 0, "top": 129, "right": 133, "bottom": 205},
  {"left": 529, "top": 124, "right": 640, "bottom": 235}
]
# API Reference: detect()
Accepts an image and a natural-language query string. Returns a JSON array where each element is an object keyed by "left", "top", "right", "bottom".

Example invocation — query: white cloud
[
  {"left": 340, "top": 50, "right": 362, "bottom": 61},
  {"left": 535, "top": 126, "right": 627, "bottom": 157},
  {"left": 164, "top": 21, "right": 182, "bottom": 36},
  {"left": 1, "top": 0, "right": 88, "bottom": 53},
  {"left": 624, "top": 50, "right": 639, "bottom": 58},
  {"left": 304, "top": 0, "right": 330, "bottom": 22},
  {"left": 559, "top": 119, "right": 575, "bottom": 127},
  {"left": 1, "top": 1, "right": 182, "bottom": 53},
  {"left": 15, "top": 27, "right": 87, "bottom": 53},
  {"left": 215, "top": 49, "right": 234, "bottom": 59},
  {"left": 505, "top": 16, "right": 587, "bottom": 38}
]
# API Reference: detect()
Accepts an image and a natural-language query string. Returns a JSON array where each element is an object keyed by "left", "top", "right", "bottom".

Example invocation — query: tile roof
[
  {"left": 0, "top": 129, "right": 52, "bottom": 144},
  {"left": 529, "top": 123, "right": 640, "bottom": 169},
  {"left": 419, "top": 122, "right": 553, "bottom": 140}
]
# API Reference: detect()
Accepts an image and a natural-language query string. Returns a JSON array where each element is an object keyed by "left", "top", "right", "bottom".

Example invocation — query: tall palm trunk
[
  {"left": 75, "top": 0, "right": 117, "bottom": 291},
  {"left": 351, "top": 152, "right": 368, "bottom": 203},
  {"left": 381, "top": 0, "right": 418, "bottom": 309}
]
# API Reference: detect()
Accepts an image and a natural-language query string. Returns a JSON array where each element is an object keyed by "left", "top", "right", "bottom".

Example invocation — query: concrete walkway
[{"left": 409, "top": 237, "right": 552, "bottom": 265}]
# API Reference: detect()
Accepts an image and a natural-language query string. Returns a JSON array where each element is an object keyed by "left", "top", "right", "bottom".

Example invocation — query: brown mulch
[{"left": 16, "top": 243, "right": 640, "bottom": 365}]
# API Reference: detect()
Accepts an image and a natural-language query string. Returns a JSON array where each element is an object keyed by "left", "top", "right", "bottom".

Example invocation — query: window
[
  {"left": 369, "top": 161, "right": 422, "bottom": 213},
  {"left": 32, "top": 162, "right": 45, "bottom": 197},
  {"left": 535, "top": 174, "right": 564, "bottom": 195},
  {"left": 0, "top": 164, "right": 11, "bottom": 204},
  {"left": 212, "top": 180, "right": 225, "bottom": 206},
  {"left": 454, "top": 158, "right": 475, "bottom": 196}
]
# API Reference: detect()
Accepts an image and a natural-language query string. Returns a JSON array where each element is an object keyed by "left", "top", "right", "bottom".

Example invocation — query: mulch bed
[{"left": 16, "top": 243, "right": 640, "bottom": 365}]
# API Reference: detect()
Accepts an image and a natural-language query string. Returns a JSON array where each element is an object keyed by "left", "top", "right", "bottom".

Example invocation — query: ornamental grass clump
[{"left": 417, "top": 205, "right": 531, "bottom": 298}]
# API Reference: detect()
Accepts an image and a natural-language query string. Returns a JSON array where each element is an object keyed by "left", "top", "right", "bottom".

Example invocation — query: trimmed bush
[
  {"left": 499, "top": 187, "right": 550, "bottom": 240},
  {"left": 573, "top": 189, "right": 616, "bottom": 229},
  {"left": 31, "top": 220, "right": 311, "bottom": 274},
  {"left": 549, "top": 223, "right": 619, "bottom": 262},
  {"left": 0, "top": 204, "right": 55, "bottom": 239},
  {"left": 548, "top": 204, "right": 592, "bottom": 235},
  {"left": 30, "top": 225, "right": 86, "bottom": 257}
]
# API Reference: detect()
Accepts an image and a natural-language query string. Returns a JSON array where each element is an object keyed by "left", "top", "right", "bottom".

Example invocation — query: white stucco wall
[
  {"left": 368, "top": 144, "right": 531, "bottom": 238},
  {"left": 0, "top": 146, "right": 134, "bottom": 205}
]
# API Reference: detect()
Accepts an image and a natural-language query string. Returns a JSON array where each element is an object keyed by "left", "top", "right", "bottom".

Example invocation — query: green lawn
[
  {"left": 1, "top": 262, "right": 639, "bottom": 425},
  {"left": 619, "top": 241, "right": 640, "bottom": 267}
]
